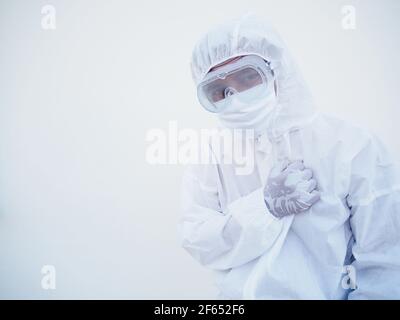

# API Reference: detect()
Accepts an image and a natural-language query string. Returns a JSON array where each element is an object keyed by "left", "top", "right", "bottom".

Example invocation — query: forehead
[{"left": 209, "top": 56, "right": 244, "bottom": 72}]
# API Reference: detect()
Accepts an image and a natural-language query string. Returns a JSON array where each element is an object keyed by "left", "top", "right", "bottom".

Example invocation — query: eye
[
  {"left": 246, "top": 73, "right": 260, "bottom": 83},
  {"left": 247, "top": 73, "right": 259, "bottom": 81},
  {"left": 210, "top": 87, "right": 225, "bottom": 102},
  {"left": 243, "top": 70, "right": 261, "bottom": 83}
]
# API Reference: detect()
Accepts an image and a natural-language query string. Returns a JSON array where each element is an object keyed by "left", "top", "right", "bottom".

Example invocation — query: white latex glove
[{"left": 264, "top": 160, "right": 320, "bottom": 218}]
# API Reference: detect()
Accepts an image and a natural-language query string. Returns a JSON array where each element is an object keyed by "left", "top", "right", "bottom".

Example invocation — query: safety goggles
[{"left": 197, "top": 55, "right": 274, "bottom": 113}]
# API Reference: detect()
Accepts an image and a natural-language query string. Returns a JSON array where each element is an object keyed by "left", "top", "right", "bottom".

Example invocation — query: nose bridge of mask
[
  {"left": 213, "top": 80, "right": 270, "bottom": 114},
  {"left": 224, "top": 87, "right": 238, "bottom": 98}
]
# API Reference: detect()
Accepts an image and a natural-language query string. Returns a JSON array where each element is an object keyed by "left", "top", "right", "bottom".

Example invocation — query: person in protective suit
[{"left": 179, "top": 13, "right": 400, "bottom": 299}]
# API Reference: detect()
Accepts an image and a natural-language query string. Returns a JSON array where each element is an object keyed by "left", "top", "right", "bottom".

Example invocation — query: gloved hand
[{"left": 264, "top": 160, "right": 320, "bottom": 218}]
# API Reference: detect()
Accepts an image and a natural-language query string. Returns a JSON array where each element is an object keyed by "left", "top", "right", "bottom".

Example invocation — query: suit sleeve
[
  {"left": 347, "top": 134, "right": 400, "bottom": 299},
  {"left": 178, "top": 163, "right": 284, "bottom": 271}
]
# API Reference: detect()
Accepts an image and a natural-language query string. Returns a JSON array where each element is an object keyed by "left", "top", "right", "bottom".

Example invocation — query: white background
[{"left": 0, "top": 0, "right": 399, "bottom": 298}]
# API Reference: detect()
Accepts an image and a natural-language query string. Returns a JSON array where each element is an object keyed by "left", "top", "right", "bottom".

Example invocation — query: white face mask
[{"left": 217, "top": 84, "right": 278, "bottom": 135}]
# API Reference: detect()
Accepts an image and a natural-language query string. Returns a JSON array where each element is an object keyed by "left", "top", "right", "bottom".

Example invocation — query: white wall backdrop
[{"left": 0, "top": 0, "right": 399, "bottom": 298}]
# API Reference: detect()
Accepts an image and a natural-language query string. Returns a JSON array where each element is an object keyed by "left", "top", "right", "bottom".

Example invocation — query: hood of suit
[{"left": 190, "top": 13, "right": 317, "bottom": 140}]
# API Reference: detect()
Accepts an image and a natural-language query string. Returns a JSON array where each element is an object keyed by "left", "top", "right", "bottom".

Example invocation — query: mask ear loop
[
  {"left": 264, "top": 59, "right": 290, "bottom": 163},
  {"left": 265, "top": 59, "right": 280, "bottom": 139},
  {"left": 265, "top": 60, "right": 278, "bottom": 97}
]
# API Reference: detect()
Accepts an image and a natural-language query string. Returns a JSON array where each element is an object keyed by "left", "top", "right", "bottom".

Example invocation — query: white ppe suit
[{"left": 179, "top": 14, "right": 400, "bottom": 299}]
